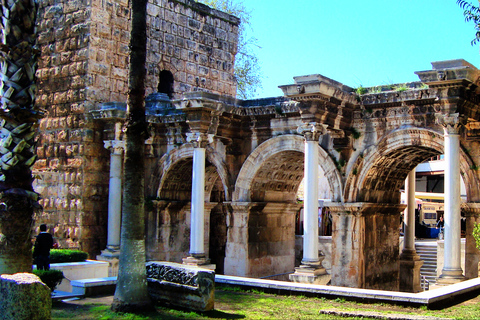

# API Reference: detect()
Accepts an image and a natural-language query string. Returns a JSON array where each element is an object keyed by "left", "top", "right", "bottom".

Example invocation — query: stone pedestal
[
  {"left": 182, "top": 255, "right": 216, "bottom": 270},
  {"left": 399, "top": 250, "right": 423, "bottom": 293},
  {"left": 289, "top": 258, "right": 331, "bottom": 285},
  {"left": 96, "top": 249, "right": 120, "bottom": 277}
]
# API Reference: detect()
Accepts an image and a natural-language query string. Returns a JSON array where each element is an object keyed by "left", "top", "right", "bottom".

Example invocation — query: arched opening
[
  {"left": 148, "top": 155, "right": 227, "bottom": 270},
  {"left": 158, "top": 70, "right": 174, "bottom": 99},
  {"left": 226, "top": 135, "right": 341, "bottom": 278}
]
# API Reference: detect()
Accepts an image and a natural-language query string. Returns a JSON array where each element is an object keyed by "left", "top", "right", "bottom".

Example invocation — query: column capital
[
  {"left": 435, "top": 113, "right": 465, "bottom": 135},
  {"left": 186, "top": 132, "right": 214, "bottom": 148},
  {"left": 297, "top": 122, "right": 328, "bottom": 141},
  {"left": 104, "top": 140, "right": 125, "bottom": 155}
]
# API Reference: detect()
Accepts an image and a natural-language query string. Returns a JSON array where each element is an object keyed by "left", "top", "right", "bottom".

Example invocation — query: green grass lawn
[{"left": 52, "top": 286, "right": 480, "bottom": 320}]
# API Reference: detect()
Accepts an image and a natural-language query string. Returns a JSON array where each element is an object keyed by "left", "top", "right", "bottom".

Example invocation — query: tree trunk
[
  {"left": 0, "top": 0, "right": 40, "bottom": 274},
  {"left": 111, "top": 0, "right": 152, "bottom": 312}
]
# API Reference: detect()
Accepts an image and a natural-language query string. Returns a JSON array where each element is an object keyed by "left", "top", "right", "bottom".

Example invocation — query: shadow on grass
[{"left": 53, "top": 295, "right": 247, "bottom": 320}]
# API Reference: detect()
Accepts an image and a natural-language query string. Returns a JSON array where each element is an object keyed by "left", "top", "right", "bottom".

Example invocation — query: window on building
[{"left": 158, "top": 70, "right": 174, "bottom": 99}]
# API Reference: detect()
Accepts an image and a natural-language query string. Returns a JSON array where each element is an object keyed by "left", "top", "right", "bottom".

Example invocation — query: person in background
[
  {"left": 436, "top": 216, "right": 445, "bottom": 240},
  {"left": 33, "top": 224, "right": 55, "bottom": 270}
]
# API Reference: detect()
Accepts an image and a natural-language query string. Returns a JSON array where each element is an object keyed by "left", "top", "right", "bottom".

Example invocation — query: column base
[
  {"left": 96, "top": 248, "right": 120, "bottom": 277},
  {"left": 289, "top": 262, "right": 330, "bottom": 285},
  {"left": 182, "top": 256, "right": 216, "bottom": 271},
  {"left": 436, "top": 269, "right": 465, "bottom": 286},
  {"left": 399, "top": 253, "right": 423, "bottom": 293}
]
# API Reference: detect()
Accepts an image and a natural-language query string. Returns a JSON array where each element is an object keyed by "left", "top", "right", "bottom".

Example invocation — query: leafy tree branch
[{"left": 457, "top": 0, "right": 480, "bottom": 45}]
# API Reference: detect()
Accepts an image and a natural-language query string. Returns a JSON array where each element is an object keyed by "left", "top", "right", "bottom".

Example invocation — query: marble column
[
  {"left": 437, "top": 113, "right": 465, "bottom": 284},
  {"left": 290, "top": 123, "right": 328, "bottom": 284},
  {"left": 183, "top": 132, "right": 215, "bottom": 268},
  {"left": 97, "top": 138, "right": 125, "bottom": 276},
  {"left": 399, "top": 169, "right": 423, "bottom": 292}
]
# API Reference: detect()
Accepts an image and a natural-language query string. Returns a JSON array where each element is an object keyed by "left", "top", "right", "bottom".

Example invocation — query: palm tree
[
  {"left": 111, "top": 0, "right": 152, "bottom": 312},
  {"left": 0, "top": 0, "right": 42, "bottom": 274}
]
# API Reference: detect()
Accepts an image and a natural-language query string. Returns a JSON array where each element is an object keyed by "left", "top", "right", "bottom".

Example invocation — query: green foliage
[
  {"left": 33, "top": 269, "right": 64, "bottom": 291},
  {"left": 49, "top": 249, "right": 88, "bottom": 263},
  {"left": 197, "top": 0, "right": 262, "bottom": 99},
  {"left": 393, "top": 83, "right": 409, "bottom": 92},
  {"left": 473, "top": 222, "right": 480, "bottom": 251},
  {"left": 355, "top": 85, "right": 368, "bottom": 95},
  {"left": 457, "top": 0, "right": 480, "bottom": 45}
]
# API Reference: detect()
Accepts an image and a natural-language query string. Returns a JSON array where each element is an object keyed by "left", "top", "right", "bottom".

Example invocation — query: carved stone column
[
  {"left": 97, "top": 137, "right": 125, "bottom": 276},
  {"left": 399, "top": 169, "right": 423, "bottom": 292},
  {"left": 436, "top": 113, "right": 465, "bottom": 284},
  {"left": 462, "top": 203, "right": 480, "bottom": 279},
  {"left": 183, "top": 132, "right": 215, "bottom": 268},
  {"left": 290, "top": 123, "right": 329, "bottom": 284}
]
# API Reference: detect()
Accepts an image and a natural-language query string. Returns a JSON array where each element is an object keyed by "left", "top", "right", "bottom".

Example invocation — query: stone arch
[
  {"left": 233, "top": 134, "right": 342, "bottom": 202},
  {"left": 345, "top": 127, "right": 480, "bottom": 203},
  {"left": 150, "top": 143, "right": 231, "bottom": 201}
]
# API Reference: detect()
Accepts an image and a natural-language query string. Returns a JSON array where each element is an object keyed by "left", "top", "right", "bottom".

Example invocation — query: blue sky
[{"left": 241, "top": 0, "right": 480, "bottom": 98}]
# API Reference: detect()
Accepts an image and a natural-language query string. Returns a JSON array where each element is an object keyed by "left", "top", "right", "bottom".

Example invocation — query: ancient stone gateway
[
  {"left": 89, "top": 59, "right": 480, "bottom": 292},
  {"left": 31, "top": 0, "right": 480, "bottom": 292}
]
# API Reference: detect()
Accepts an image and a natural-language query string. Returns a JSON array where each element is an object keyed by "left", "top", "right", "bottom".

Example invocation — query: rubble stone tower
[{"left": 33, "top": 0, "right": 240, "bottom": 256}]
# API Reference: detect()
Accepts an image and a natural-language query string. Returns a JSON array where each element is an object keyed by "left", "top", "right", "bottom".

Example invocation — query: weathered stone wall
[
  {"left": 330, "top": 204, "right": 403, "bottom": 290},
  {"left": 146, "top": 201, "right": 191, "bottom": 262},
  {"left": 247, "top": 204, "right": 297, "bottom": 277},
  {"left": 223, "top": 203, "right": 299, "bottom": 278},
  {"left": 33, "top": 0, "right": 239, "bottom": 256},
  {"left": 34, "top": 0, "right": 111, "bottom": 254},
  {"left": 363, "top": 210, "right": 400, "bottom": 291},
  {"left": 145, "top": 0, "right": 239, "bottom": 98}
]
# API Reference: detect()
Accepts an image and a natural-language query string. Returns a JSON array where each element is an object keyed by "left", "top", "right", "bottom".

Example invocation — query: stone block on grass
[
  {"left": 146, "top": 261, "right": 215, "bottom": 311},
  {"left": 0, "top": 273, "right": 51, "bottom": 320}
]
